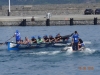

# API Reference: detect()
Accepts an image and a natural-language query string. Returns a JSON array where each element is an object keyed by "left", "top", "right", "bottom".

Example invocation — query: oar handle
[
  {"left": 5, "top": 36, "right": 14, "bottom": 42},
  {"left": 0, "top": 36, "right": 14, "bottom": 46}
]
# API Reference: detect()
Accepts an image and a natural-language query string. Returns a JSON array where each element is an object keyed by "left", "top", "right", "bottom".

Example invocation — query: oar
[
  {"left": 0, "top": 43, "right": 4, "bottom": 45},
  {"left": 54, "top": 43, "right": 71, "bottom": 46},
  {"left": 0, "top": 36, "right": 14, "bottom": 45},
  {"left": 5, "top": 36, "right": 14, "bottom": 42}
]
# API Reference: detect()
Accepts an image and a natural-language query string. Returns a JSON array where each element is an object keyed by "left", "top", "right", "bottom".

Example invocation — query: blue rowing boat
[{"left": 7, "top": 41, "right": 70, "bottom": 50}]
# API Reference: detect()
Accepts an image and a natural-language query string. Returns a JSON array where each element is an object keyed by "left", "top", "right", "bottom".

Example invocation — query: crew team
[
  {"left": 13, "top": 30, "right": 84, "bottom": 51},
  {"left": 13, "top": 30, "right": 70, "bottom": 44}
]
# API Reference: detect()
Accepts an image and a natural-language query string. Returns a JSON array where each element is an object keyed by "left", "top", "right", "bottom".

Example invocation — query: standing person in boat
[
  {"left": 13, "top": 30, "right": 21, "bottom": 44},
  {"left": 72, "top": 31, "right": 79, "bottom": 51}
]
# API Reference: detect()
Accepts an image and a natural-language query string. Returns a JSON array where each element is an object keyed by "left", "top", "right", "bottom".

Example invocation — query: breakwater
[{"left": 0, "top": 3, "right": 100, "bottom": 26}]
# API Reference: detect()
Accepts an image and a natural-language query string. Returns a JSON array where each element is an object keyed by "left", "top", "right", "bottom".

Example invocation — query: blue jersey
[
  {"left": 15, "top": 32, "right": 21, "bottom": 41},
  {"left": 81, "top": 43, "right": 85, "bottom": 47},
  {"left": 72, "top": 34, "right": 79, "bottom": 43}
]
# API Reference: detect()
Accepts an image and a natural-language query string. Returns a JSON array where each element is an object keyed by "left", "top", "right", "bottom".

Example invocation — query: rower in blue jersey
[
  {"left": 72, "top": 31, "right": 79, "bottom": 51},
  {"left": 13, "top": 30, "right": 21, "bottom": 43}
]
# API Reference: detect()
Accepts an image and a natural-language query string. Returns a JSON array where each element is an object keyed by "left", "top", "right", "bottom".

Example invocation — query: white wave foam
[
  {"left": 84, "top": 41, "right": 92, "bottom": 45},
  {"left": 65, "top": 47, "right": 73, "bottom": 55},
  {"left": 48, "top": 51, "right": 61, "bottom": 55},
  {"left": 81, "top": 48, "right": 96, "bottom": 55},
  {"left": 63, "top": 46, "right": 96, "bottom": 55},
  {"left": 29, "top": 51, "right": 61, "bottom": 55},
  {"left": 30, "top": 51, "right": 49, "bottom": 55}
]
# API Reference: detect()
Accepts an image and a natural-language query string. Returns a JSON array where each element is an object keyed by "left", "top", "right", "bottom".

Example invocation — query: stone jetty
[{"left": 0, "top": 3, "right": 100, "bottom": 26}]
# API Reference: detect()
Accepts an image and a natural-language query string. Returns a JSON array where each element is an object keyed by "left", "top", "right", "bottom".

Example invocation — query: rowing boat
[{"left": 7, "top": 41, "right": 70, "bottom": 50}]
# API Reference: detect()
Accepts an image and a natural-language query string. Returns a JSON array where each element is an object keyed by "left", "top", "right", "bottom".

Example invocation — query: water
[{"left": 0, "top": 25, "right": 100, "bottom": 75}]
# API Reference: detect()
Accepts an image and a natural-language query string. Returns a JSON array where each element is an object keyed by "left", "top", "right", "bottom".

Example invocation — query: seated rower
[
  {"left": 55, "top": 33, "right": 62, "bottom": 42},
  {"left": 49, "top": 35, "right": 55, "bottom": 43},
  {"left": 78, "top": 38, "right": 85, "bottom": 50},
  {"left": 37, "top": 36, "right": 43, "bottom": 43},
  {"left": 23, "top": 37, "right": 30, "bottom": 44},
  {"left": 43, "top": 35, "right": 49, "bottom": 43},
  {"left": 31, "top": 36, "right": 37, "bottom": 43},
  {"left": 20, "top": 39, "right": 24, "bottom": 44}
]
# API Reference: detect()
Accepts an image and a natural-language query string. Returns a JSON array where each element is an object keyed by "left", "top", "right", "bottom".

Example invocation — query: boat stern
[{"left": 7, "top": 42, "right": 19, "bottom": 51}]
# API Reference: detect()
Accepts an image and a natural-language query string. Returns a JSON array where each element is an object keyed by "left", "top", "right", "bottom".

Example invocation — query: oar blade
[{"left": 0, "top": 43, "right": 3, "bottom": 44}]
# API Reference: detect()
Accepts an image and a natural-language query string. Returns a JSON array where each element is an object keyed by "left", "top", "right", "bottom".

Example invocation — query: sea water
[{"left": 0, "top": 25, "right": 100, "bottom": 75}]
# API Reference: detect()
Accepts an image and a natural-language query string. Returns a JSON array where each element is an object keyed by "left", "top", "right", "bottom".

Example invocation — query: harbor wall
[
  {"left": 0, "top": 19, "right": 100, "bottom": 26},
  {"left": 0, "top": 3, "right": 100, "bottom": 26}
]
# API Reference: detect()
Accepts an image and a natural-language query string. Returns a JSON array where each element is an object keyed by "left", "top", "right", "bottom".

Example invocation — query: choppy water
[{"left": 0, "top": 25, "right": 100, "bottom": 75}]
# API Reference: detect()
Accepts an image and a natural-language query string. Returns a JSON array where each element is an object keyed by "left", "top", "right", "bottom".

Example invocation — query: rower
[
  {"left": 23, "top": 37, "right": 30, "bottom": 44},
  {"left": 13, "top": 30, "right": 21, "bottom": 44},
  {"left": 78, "top": 38, "right": 85, "bottom": 50},
  {"left": 49, "top": 35, "right": 55, "bottom": 43},
  {"left": 43, "top": 35, "right": 49, "bottom": 43},
  {"left": 37, "top": 36, "right": 43, "bottom": 43},
  {"left": 55, "top": 33, "right": 62, "bottom": 42},
  {"left": 31, "top": 36, "right": 37, "bottom": 43}
]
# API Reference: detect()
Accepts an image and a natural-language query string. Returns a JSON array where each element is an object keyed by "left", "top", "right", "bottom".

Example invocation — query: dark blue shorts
[{"left": 72, "top": 42, "right": 78, "bottom": 51}]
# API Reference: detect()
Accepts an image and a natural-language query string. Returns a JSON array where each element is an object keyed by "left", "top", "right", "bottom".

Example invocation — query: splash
[
  {"left": 65, "top": 48, "right": 73, "bottom": 55},
  {"left": 65, "top": 47, "right": 96, "bottom": 55},
  {"left": 81, "top": 48, "right": 96, "bottom": 55},
  {"left": 62, "top": 46, "right": 74, "bottom": 55},
  {"left": 62, "top": 45, "right": 96, "bottom": 55}
]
